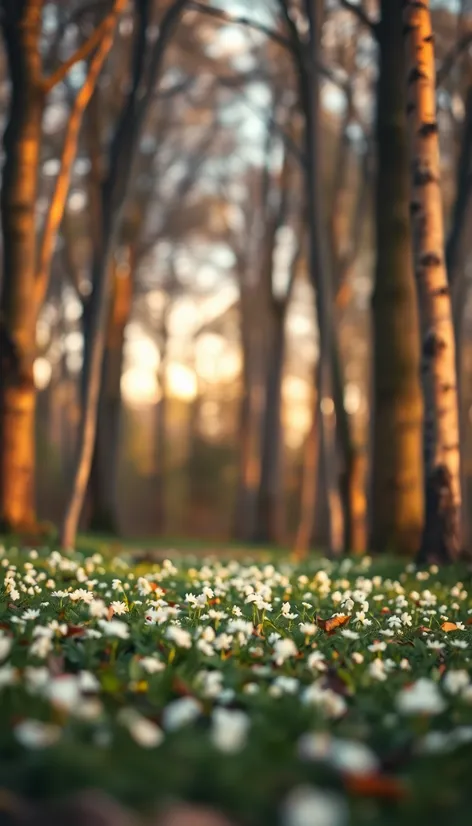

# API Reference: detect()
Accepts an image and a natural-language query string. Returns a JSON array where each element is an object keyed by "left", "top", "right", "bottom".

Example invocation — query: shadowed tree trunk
[
  {"left": 370, "top": 0, "right": 423, "bottom": 555},
  {"left": 403, "top": 0, "right": 463, "bottom": 564},
  {"left": 293, "top": 386, "right": 319, "bottom": 560},
  {"left": 88, "top": 248, "right": 133, "bottom": 532},
  {"left": 0, "top": 2, "right": 43, "bottom": 532},
  {"left": 303, "top": 0, "right": 343, "bottom": 556},
  {"left": 0, "top": 0, "right": 124, "bottom": 533},
  {"left": 233, "top": 319, "right": 267, "bottom": 541},
  {"left": 254, "top": 302, "right": 286, "bottom": 544}
]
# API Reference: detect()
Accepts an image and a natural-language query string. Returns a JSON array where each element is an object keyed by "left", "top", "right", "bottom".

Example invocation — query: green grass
[{"left": 1, "top": 542, "right": 472, "bottom": 824}]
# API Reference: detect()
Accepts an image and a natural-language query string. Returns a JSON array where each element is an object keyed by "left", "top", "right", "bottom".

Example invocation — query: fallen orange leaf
[
  {"left": 316, "top": 614, "right": 351, "bottom": 635},
  {"left": 344, "top": 772, "right": 407, "bottom": 801},
  {"left": 441, "top": 621, "right": 458, "bottom": 632}
]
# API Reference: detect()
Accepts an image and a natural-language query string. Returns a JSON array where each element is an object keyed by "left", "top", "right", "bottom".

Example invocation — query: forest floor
[{"left": 1, "top": 539, "right": 472, "bottom": 825}]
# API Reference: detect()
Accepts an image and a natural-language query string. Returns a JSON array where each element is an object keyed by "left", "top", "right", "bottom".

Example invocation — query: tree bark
[
  {"left": 0, "top": 2, "right": 44, "bottom": 531},
  {"left": 293, "top": 387, "right": 319, "bottom": 560},
  {"left": 370, "top": 0, "right": 423, "bottom": 555},
  {"left": 403, "top": 0, "right": 463, "bottom": 563},
  {"left": 88, "top": 249, "right": 133, "bottom": 533},
  {"left": 302, "top": 0, "right": 343, "bottom": 556},
  {"left": 254, "top": 303, "right": 286, "bottom": 544},
  {"left": 233, "top": 323, "right": 267, "bottom": 542}
]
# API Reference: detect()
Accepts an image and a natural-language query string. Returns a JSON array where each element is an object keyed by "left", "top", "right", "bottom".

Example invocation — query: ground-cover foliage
[{"left": 1, "top": 546, "right": 472, "bottom": 825}]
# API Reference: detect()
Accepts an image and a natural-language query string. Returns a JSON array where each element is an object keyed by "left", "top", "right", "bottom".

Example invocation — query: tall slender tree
[
  {"left": 370, "top": 0, "right": 423, "bottom": 555},
  {"left": 403, "top": 0, "right": 463, "bottom": 563},
  {"left": 0, "top": 0, "right": 124, "bottom": 533}
]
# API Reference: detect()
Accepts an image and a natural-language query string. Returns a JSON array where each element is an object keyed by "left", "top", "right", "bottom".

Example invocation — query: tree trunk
[
  {"left": 370, "top": 0, "right": 423, "bottom": 556},
  {"left": 293, "top": 387, "right": 319, "bottom": 560},
  {"left": 154, "top": 310, "right": 169, "bottom": 535},
  {"left": 233, "top": 326, "right": 267, "bottom": 542},
  {"left": 88, "top": 249, "right": 133, "bottom": 533},
  {"left": 403, "top": 0, "right": 463, "bottom": 563},
  {"left": 302, "top": 0, "right": 343, "bottom": 556},
  {"left": 254, "top": 303, "right": 286, "bottom": 544},
  {"left": 0, "top": 3, "right": 43, "bottom": 531},
  {"left": 331, "top": 326, "right": 366, "bottom": 554},
  {"left": 60, "top": 0, "right": 186, "bottom": 549}
]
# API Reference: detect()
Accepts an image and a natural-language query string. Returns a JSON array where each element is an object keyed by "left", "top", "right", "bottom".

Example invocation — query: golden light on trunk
[{"left": 403, "top": 0, "right": 463, "bottom": 562}]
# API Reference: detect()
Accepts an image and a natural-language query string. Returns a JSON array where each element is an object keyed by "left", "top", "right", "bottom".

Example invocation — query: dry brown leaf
[
  {"left": 316, "top": 614, "right": 351, "bottom": 635},
  {"left": 441, "top": 621, "right": 458, "bottom": 632}
]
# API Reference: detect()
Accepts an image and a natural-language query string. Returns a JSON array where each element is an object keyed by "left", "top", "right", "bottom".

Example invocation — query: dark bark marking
[
  {"left": 422, "top": 332, "right": 446, "bottom": 358},
  {"left": 417, "top": 464, "right": 461, "bottom": 565},
  {"left": 420, "top": 251, "right": 442, "bottom": 268},
  {"left": 408, "top": 67, "right": 428, "bottom": 84},
  {"left": 409, "top": 200, "right": 421, "bottom": 214},
  {"left": 406, "top": 101, "right": 416, "bottom": 115},
  {"left": 413, "top": 167, "right": 438, "bottom": 186},
  {"left": 418, "top": 120, "right": 438, "bottom": 137}
]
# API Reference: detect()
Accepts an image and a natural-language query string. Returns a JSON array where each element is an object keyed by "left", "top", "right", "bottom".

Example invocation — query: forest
[{"left": 1, "top": 2, "right": 472, "bottom": 825}]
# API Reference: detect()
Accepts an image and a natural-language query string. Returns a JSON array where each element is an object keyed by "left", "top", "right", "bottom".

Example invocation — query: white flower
[
  {"left": 0, "top": 664, "right": 18, "bottom": 688},
  {"left": 273, "top": 638, "right": 298, "bottom": 665},
  {"left": 214, "top": 633, "right": 233, "bottom": 651},
  {"left": 400, "top": 658, "right": 411, "bottom": 670},
  {"left": 281, "top": 786, "right": 348, "bottom": 826},
  {"left": 110, "top": 601, "right": 128, "bottom": 615},
  {"left": 69, "top": 589, "right": 94, "bottom": 604},
  {"left": 22, "top": 609, "right": 40, "bottom": 621},
  {"left": 351, "top": 652, "right": 364, "bottom": 665},
  {"left": 211, "top": 707, "right": 250, "bottom": 754},
  {"left": 97, "top": 619, "right": 129, "bottom": 639},
  {"left": 89, "top": 599, "right": 108, "bottom": 619},
  {"left": 303, "top": 685, "right": 347, "bottom": 719},
  {"left": 24, "top": 666, "right": 49, "bottom": 693},
  {"left": 450, "top": 640, "right": 468, "bottom": 649},
  {"left": 271, "top": 676, "right": 299, "bottom": 695},
  {"left": 166, "top": 626, "right": 192, "bottom": 648},
  {"left": 387, "top": 616, "right": 402, "bottom": 629},
  {"left": 368, "top": 659, "right": 387, "bottom": 681},
  {"left": 299, "top": 623, "right": 317, "bottom": 636},
  {"left": 0, "top": 634, "right": 12, "bottom": 661},
  {"left": 368, "top": 641, "right": 387, "bottom": 653},
  {"left": 47, "top": 676, "right": 81, "bottom": 711},
  {"left": 15, "top": 720, "right": 61, "bottom": 749},
  {"left": 341, "top": 629, "right": 359, "bottom": 640},
  {"left": 299, "top": 733, "right": 379, "bottom": 776},
  {"left": 342, "top": 598, "right": 355, "bottom": 613},
  {"left": 162, "top": 697, "right": 201, "bottom": 731},
  {"left": 443, "top": 670, "right": 470, "bottom": 695},
  {"left": 29, "top": 635, "right": 52, "bottom": 659},
  {"left": 401, "top": 612, "right": 413, "bottom": 627},
  {"left": 426, "top": 639, "right": 445, "bottom": 651},
  {"left": 396, "top": 678, "right": 446, "bottom": 715},
  {"left": 118, "top": 708, "right": 163, "bottom": 748},
  {"left": 307, "top": 651, "right": 327, "bottom": 672},
  {"left": 78, "top": 670, "right": 100, "bottom": 692},
  {"left": 139, "top": 656, "right": 165, "bottom": 674}
]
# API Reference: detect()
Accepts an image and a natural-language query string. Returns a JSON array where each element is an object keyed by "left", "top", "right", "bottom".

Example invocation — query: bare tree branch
[
  {"left": 41, "top": 1, "right": 123, "bottom": 94},
  {"left": 436, "top": 31, "right": 472, "bottom": 87},
  {"left": 338, "top": 0, "right": 376, "bottom": 33},
  {"left": 190, "top": 1, "right": 295, "bottom": 52},
  {"left": 35, "top": 0, "right": 125, "bottom": 309}
]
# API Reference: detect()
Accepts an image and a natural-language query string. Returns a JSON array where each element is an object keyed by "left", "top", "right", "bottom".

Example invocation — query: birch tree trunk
[{"left": 403, "top": 0, "right": 463, "bottom": 563}]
